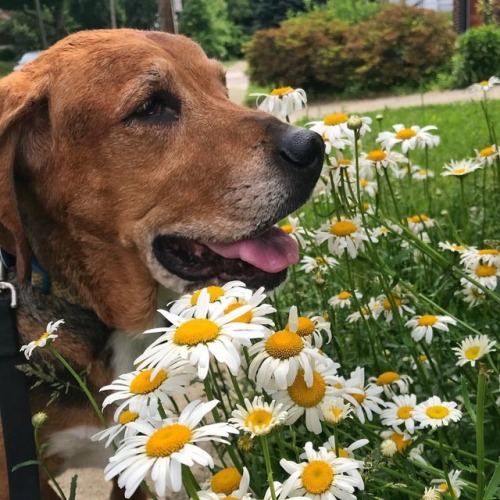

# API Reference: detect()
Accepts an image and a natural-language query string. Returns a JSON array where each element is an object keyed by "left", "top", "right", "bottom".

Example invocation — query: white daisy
[
  {"left": 377, "top": 124, "right": 440, "bottom": 153},
  {"left": 359, "top": 148, "right": 408, "bottom": 175},
  {"left": 221, "top": 287, "right": 276, "bottom": 328},
  {"left": 380, "top": 394, "right": 418, "bottom": 434},
  {"left": 346, "top": 297, "right": 383, "bottom": 323},
  {"left": 413, "top": 396, "right": 462, "bottom": 429},
  {"left": 405, "top": 314, "right": 456, "bottom": 344},
  {"left": 460, "top": 247, "right": 500, "bottom": 269},
  {"left": 277, "top": 441, "right": 364, "bottom": 499},
  {"left": 104, "top": 400, "right": 238, "bottom": 497},
  {"left": 468, "top": 75, "right": 500, "bottom": 92},
  {"left": 452, "top": 334, "right": 496, "bottom": 367},
  {"left": 441, "top": 158, "right": 482, "bottom": 177},
  {"left": 320, "top": 436, "right": 368, "bottom": 466},
  {"left": 378, "top": 291, "right": 415, "bottom": 324},
  {"left": 285, "top": 305, "right": 332, "bottom": 348},
  {"left": 321, "top": 397, "right": 353, "bottom": 424},
  {"left": 461, "top": 261, "right": 499, "bottom": 290},
  {"left": 229, "top": 396, "right": 288, "bottom": 437},
  {"left": 438, "top": 241, "right": 468, "bottom": 253},
  {"left": 460, "top": 283, "right": 487, "bottom": 308},
  {"left": 248, "top": 328, "right": 322, "bottom": 391},
  {"left": 101, "top": 359, "right": 196, "bottom": 419},
  {"left": 476, "top": 144, "right": 499, "bottom": 166},
  {"left": 251, "top": 86, "right": 307, "bottom": 120},
  {"left": 422, "top": 486, "right": 442, "bottom": 500},
  {"left": 371, "top": 223, "right": 403, "bottom": 238},
  {"left": 405, "top": 214, "right": 435, "bottom": 234},
  {"left": 357, "top": 177, "right": 378, "bottom": 198},
  {"left": 370, "top": 371, "right": 413, "bottom": 397},
  {"left": 412, "top": 166, "right": 435, "bottom": 180},
  {"left": 381, "top": 439, "right": 398, "bottom": 457},
  {"left": 380, "top": 429, "right": 413, "bottom": 454},
  {"left": 20, "top": 319, "right": 64, "bottom": 359},
  {"left": 280, "top": 215, "right": 308, "bottom": 248},
  {"left": 300, "top": 254, "right": 339, "bottom": 273},
  {"left": 199, "top": 467, "right": 254, "bottom": 499},
  {"left": 315, "top": 215, "right": 376, "bottom": 259},
  {"left": 270, "top": 362, "right": 340, "bottom": 435},
  {"left": 431, "top": 469, "right": 465, "bottom": 498},
  {"left": 136, "top": 289, "right": 267, "bottom": 380},
  {"left": 328, "top": 289, "right": 362, "bottom": 309}
]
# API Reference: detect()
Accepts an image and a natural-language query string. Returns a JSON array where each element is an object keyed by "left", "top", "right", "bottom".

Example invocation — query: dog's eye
[{"left": 128, "top": 92, "right": 180, "bottom": 125}]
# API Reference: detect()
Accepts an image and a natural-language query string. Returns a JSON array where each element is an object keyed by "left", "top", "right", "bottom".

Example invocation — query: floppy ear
[{"left": 0, "top": 71, "right": 48, "bottom": 281}]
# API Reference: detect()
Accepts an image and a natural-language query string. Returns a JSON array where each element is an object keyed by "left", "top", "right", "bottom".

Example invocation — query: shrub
[
  {"left": 453, "top": 25, "right": 500, "bottom": 87},
  {"left": 245, "top": 11, "right": 349, "bottom": 92},
  {"left": 342, "top": 5, "right": 456, "bottom": 91}
]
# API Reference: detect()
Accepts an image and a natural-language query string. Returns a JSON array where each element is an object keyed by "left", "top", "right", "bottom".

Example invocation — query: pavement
[{"left": 56, "top": 61, "right": 499, "bottom": 500}]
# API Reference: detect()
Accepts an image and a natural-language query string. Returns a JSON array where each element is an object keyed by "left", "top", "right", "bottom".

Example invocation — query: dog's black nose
[{"left": 279, "top": 127, "right": 325, "bottom": 172}]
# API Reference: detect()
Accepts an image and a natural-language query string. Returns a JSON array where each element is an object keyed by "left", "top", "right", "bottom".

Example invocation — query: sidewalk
[{"left": 226, "top": 61, "right": 500, "bottom": 116}]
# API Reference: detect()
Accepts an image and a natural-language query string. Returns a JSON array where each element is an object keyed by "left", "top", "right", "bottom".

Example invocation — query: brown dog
[{"left": 0, "top": 29, "right": 324, "bottom": 499}]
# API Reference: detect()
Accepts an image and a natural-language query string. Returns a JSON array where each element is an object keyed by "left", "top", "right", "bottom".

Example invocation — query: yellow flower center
[
  {"left": 338, "top": 291, "right": 351, "bottom": 300},
  {"left": 476, "top": 264, "right": 496, "bottom": 277},
  {"left": 360, "top": 178, "right": 369, "bottom": 188},
  {"left": 211, "top": 468, "right": 241, "bottom": 495},
  {"left": 330, "top": 408, "right": 344, "bottom": 420},
  {"left": 338, "top": 448, "right": 349, "bottom": 458},
  {"left": 245, "top": 409, "right": 273, "bottom": 431},
  {"left": 173, "top": 318, "right": 220, "bottom": 345},
  {"left": 395, "top": 128, "right": 416, "bottom": 140},
  {"left": 438, "top": 482, "right": 449, "bottom": 492},
  {"left": 130, "top": 369, "right": 167, "bottom": 395},
  {"left": 280, "top": 223, "right": 293, "bottom": 234},
  {"left": 190, "top": 286, "right": 224, "bottom": 305},
  {"left": 288, "top": 369, "right": 326, "bottom": 408},
  {"left": 418, "top": 314, "right": 438, "bottom": 326},
  {"left": 223, "top": 497, "right": 239, "bottom": 500},
  {"left": 224, "top": 302, "right": 253, "bottom": 324},
  {"left": 271, "top": 86, "right": 294, "bottom": 96},
  {"left": 366, "top": 150, "right": 387, "bottom": 162},
  {"left": 383, "top": 297, "right": 401, "bottom": 311},
  {"left": 376, "top": 371, "right": 400, "bottom": 385},
  {"left": 465, "top": 346, "right": 481, "bottom": 360},
  {"left": 323, "top": 113, "right": 348, "bottom": 126},
  {"left": 34, "top": 332, "right": 50, "bottom": 345},
  {"left": 286, "top": 317, "right": 316, "bottom": 337},
  {"left": 408, "top": 214, "right": 429, "bottom": 223},
  {"left": 426, "top": 405, "right": 450, "bottom": 419},
  {"left": 265, "top": 330, "right": 303, "bottom": 359},
  {"left": 454, "top": 167, "right": 466, "bottom": 175},
  {"left": 418, "top": 169, "right": 428, "bottom": 175},
  {"left": 315, "top": 256, "right": 326, "bottom": 265},
  {"left": 479, "top": 80, "right": 488, "bottom": 86},
  {"left": 390, "top": 432, "right": 412, "bottom": 452},
  {"left": 330, "top": 220, "right": 357, "bottom": 237},
  {"left": 478, "top": 248, "right": 499, "bottom": 255},
  {"left": 396, "top": 405, "right": 414, "bottom": 419},
  {"left": 118, "top": 410, "right": 139, "bottom": 425},
  {"left": 351, "top": 392, "right": 366, "bottom": 404},
  {"left": 479, "top": 146, "right": 494, "bottom": 157},
  {"left": 418, "top": 354, "right": 428, "bottom": 362},
  {"left": 302, "top": 460, "right": 334, "bottom": 494},
  {"left": 337, "top": 158, "right": 351, "bottom": 166},
  {"left": 145, "top": 424, "right": 192, "bottom": 457}
]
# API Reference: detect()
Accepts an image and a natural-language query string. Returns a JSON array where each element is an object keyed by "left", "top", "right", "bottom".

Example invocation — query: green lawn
[{"left": 0, "top": 61, "right": 15, "bottom": 78}]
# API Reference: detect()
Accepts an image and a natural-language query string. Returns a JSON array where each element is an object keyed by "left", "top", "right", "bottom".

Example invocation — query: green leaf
[
  {"left": 484, "top": 459, "right": 500, "bottom": 500},
  {"left": 450, "top": 454, "right": 477, "bottom": 473},
  {"left": 68, "top": 474, "right": 78, "bottom": 500},
  {"left": 460, "top": 377, "right": 476, "bottom": 424},
  {"left": 12, "top": 460, "right": 41, "bottom": 472}
]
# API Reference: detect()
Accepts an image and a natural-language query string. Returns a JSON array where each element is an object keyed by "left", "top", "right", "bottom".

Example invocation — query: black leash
[{"left": 0, "top": 260, "right": 41, "bottom": 499}]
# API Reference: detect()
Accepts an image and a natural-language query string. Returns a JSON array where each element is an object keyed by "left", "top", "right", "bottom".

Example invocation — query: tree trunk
[{"left": 158, "top": 0, "right": 177, "bottom": 33}]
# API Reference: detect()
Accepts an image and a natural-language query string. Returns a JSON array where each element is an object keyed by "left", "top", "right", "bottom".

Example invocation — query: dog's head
[{"left": 0, "top": 30, "right": 324, "bottom": 329}]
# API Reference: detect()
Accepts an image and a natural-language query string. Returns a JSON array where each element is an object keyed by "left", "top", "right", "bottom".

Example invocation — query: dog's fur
[{"left": 0, "top": 29, "right": 323, "bottom": 499}]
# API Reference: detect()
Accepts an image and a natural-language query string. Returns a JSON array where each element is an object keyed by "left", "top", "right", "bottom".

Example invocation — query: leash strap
[{"left": 0, "top": 285, "right": 41, "bottom": 500}]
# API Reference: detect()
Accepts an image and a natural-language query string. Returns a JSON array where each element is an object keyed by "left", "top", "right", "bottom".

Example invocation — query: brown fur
[{"left": 0, "top": 29, "right": 323, "bottom": 499}]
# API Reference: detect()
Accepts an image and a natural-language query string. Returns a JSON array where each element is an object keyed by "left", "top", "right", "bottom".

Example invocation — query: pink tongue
[{"left": 205, "top": 226, "right": 299, "bottom": 273}]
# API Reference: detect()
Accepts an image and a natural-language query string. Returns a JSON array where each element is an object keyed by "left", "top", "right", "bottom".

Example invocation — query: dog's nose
[{"left": 279, "top": 127, "right": 325, "bottom": 172}]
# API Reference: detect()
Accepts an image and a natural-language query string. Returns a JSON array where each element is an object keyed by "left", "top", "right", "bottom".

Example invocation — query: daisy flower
[
  {"left": 316, "top": 215, "right": 376, "bottom": 259},
  {"left": 371, "top": 371, "right": 413, "bottom": 397},
  {"left": 476, "top": 144, "right": 499, "bottom": 166},
  {"left": 468, "top": 75, "right": 500, "bottom": 92},
  {"left": 461, "top": 261, "right": 499, "bottom": 290},
  {"left": 300, "top": 254, "right": 338, "bottom": 273},
  {"left": 328, "top": 289, "right": 362, "bottom": 309},
  {"left": 277, "top": 441, "right": 364, "bottom": 499},
  {"left": 412, "top": 166, "right": 435, "bottom": 180},
  {"left": 380, "top": 429, "right": 413, "bottom": 454},
  {"left": 321, "top": 397, "right": 353, "bottom": 424},
  {"left": 270, "top": 362, "right": 340, "bottom": 435},
  {"left": 359, "top": 148, "right": 408, "bottom": 175},
  {"left": 221, "top": 287, "right": 276, "bottom": 328},
  {"left": 441, "top": 158, "right": 482, "bottom": 177},
  {"left": 20, "top": 319, "right": 64, "bottom": 359},
  {"left": 405, "top": 314, "right": 456, "bottom": 344},
  {"left": 136, "top": 289, "right": 267, "bottom": 380},
  {"left": 229, "top": 396, "right": 288, "bottom": 437},
  {"left": 460, "top": 247, "right": 500, "bottom": 269},
  {"left": 378, "top": 291, "right": 415, "bottom": 323},
  {"left": 422, "top": 486, "right": 442, "bottom": 500},
  {"left": 104, "top": 400, "right": 238, "bottom": 497},
  {"left": 460, "top": 284, "right": 487, "bottom": 308},
  {"left": 358, "top": 177, "right": 378, "bottom": 198},
  {"left": 372, "top": 223, "right": 403, "bottom": 238},
  {"left": 431, "top": 469, "right": 465, "bottom": 498},
  {"left": 101, "top": 358, "right": 196, "bottom": 419},
  {"left": 199, "top": 467, "right": 254, "bottom": 500},
  {"left": 377, "top": 124, "right": 440, "bottom": 153},
  {"left": 285, "top": 305, "right": 332, "bottom": 348},
  {"left": 248, "top": 328, "right": 322, "bottom": 391},
  {"left": 405, "top": 214, "right": 435, "bottom": 234},
  {"left": 251, "top": 86, "right": 307, "bottom": 120},
  {"left": 380, "top": 394, "right": 418, "bottom": 434},
  {"left": 280, "top": 215, "right": 308, "bottom": 248},
  {"left": 413, "top": 396, "right": 462, "bottom": 429},
  {"left": 452, "top": 334, "right": 496, "bottom": 367},
  {"left": 438, "top": 241, "right": 468, "bottom": 253},
  {"left": 321, "top": 436, "right": 369, "bottom": 464},
  {"left": 381, "top": 439, "right": 398, "bottom": 457},
  {"left": 346, "top": 297, "right": 383, "bottom": 323},
  {"left": 410, "top": 353, "right": 431, "bottom": 371},
  {"left": 334, "top": 367, "right": 385, "bottom": 423}
]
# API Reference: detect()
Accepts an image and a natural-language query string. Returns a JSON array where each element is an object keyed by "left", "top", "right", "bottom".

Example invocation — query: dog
[{"left": 0, "top": 29, "right": 324, "bottom": 499}]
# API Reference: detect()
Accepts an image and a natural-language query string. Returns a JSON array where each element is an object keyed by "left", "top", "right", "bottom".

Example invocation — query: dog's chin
[{"left": 150, "top": 234, "right": 289, "bottom": 291}]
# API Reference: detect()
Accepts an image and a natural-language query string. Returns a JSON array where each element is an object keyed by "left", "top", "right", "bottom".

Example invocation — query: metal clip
[{"left": 0, "top": 282, "right": 17, "bottom": 308}]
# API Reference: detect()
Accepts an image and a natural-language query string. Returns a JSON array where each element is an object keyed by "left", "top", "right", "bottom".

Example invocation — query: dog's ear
[{"left": 0, "top": 71, "right": 48, "bottom": 281}]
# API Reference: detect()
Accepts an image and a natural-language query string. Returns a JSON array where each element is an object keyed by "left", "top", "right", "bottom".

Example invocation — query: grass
[{"left": 0, "top": 60, "right": 15, "bottom": 78}]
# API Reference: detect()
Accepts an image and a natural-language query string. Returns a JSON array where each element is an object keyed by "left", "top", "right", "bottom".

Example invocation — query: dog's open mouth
[{"left": 152, "top": 226, "right": 298, "bottom": 288}]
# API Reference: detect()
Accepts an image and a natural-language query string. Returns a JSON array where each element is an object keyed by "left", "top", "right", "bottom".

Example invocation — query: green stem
[
  {"left": 459, "top": 176, "right": 468, "bottom": 241},
  {"left": 182, "top": 465, "right": 200, "bottom": 500},
  {"left": 438, "top": 428, "right": 456, "bottom": 499},
  {"left": 261, "top": 434, "right": 277, "bottom": 500},
  {"left": 476, "top": 364, "right": 487, "bottom": 500}
]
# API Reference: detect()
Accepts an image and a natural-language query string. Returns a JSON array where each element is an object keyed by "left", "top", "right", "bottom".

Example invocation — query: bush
[
  {"left": 453, "top": 25, "right": 500, "bottom": 87},
  {"left": 245, "top": 11, "right": 349, "bottom": 92},
  {"left": 342, "top": 5, "right": 456, "bottom": 91},
  {"left": 246, "top": 5, "right": 456, "bottom": 95}
]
